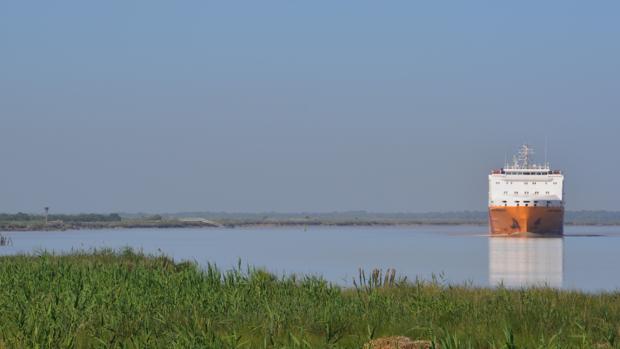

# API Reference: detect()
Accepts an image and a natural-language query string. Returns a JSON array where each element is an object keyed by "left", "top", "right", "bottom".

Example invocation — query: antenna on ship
[
  {"left": 518, "top": 144, "right": 534, "bottom": 169},
  {"left": 544, "top": 136, "right": 549, "bottom": 168}
]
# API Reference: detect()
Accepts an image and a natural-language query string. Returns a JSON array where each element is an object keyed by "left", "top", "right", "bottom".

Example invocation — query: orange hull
[{"left": 488, "top": 206, "right": 564, "bottom": 236}]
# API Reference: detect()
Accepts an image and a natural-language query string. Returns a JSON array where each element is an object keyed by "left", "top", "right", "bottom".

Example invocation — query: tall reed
[
  {"left": 0, "top": 234, "right": 12, "bottom": 246},
  {"left": 0, "top": 249, "right": 617, "bottom": 348}
]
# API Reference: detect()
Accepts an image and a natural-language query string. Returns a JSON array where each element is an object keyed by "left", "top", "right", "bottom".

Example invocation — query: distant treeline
[
  {"left": 565, "top": 210, "right": 620, "bottom": 225},
  {"left": 162, "top": 210, "right": 484, "bottom": 221},
  {"left": 0, "top": 213, "right": 122, "bottom": 223},
  {"left": 162, "top": 210, "right": 620, "bottom": 225},
  {"left": 2, "top": 210, "right": 620, "bottom": 225}
]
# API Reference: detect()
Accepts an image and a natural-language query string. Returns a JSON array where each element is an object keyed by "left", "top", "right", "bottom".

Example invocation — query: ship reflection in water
[{"left": 489, "top": 237, "right": 564, "bottom": 288}]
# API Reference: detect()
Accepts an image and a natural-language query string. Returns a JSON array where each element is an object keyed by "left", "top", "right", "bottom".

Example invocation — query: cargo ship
[{"left": 488, "top": 144, "right": 564, "bottom": 236}]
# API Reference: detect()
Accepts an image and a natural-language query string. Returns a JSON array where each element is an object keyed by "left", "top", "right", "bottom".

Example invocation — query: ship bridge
[{"left": 488, "top": 144, "right": 565, "bottom": 208}]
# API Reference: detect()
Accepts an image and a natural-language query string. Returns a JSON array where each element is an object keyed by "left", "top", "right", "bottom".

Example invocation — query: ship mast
[
  {"left": 504, "top": 143, "right": 551, "bottom": 170},
  {"left": 517, "top": 144, "right": 534, "bottom": 169}
]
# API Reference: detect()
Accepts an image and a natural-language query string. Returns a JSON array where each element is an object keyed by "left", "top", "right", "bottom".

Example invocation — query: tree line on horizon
[
  {"left": 0, "top": 213, "right": 122, "bottom": 223},
  {"left": 1, "top": 210, "right": 620, "bottom": 225},
  {"left": 165, "top": 210, "right": 620, "bottom": 223}
]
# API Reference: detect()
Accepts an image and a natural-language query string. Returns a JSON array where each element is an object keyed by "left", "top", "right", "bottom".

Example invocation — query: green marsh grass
[{"left": 0, "top": 249, "right": 618, "bottom": 348}]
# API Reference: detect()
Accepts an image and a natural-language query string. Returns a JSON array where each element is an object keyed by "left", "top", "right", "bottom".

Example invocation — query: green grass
[{"left": 0, "top": 249, "right": 618, "bottom": 348}]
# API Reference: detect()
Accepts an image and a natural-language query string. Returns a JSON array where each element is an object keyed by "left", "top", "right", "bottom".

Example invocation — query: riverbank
[
  {"left": 0, "top": 212, "right": 488, "bottom": 231},
  {"left": 0, "top": 249, "right": 616, "bottom": 348},
  {"left": 3, "top": 210, "right": 620, "bottom": 231},
  {"left": 0, "top": 219, "right": 222, "bottom": 232},
  {"left": 3, "top": 218, "right": 620, "bottom": 232},
  {"left": 0, "top": 219, "right": 481, "bottom": 232}
]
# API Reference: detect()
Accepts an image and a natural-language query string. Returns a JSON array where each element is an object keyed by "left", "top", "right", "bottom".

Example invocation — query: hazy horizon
[{"left": 2, "top": 1, "right": 619, "bottom": 213}]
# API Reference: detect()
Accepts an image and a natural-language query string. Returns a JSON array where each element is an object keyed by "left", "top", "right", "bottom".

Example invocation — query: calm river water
[{"left": 1, "top": 225, "right": 619, "bottom": 292}]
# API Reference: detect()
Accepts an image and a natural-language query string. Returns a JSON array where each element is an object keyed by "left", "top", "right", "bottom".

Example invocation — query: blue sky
[{"left": 1, "top": 1, "right": 619, "bottom": 213}]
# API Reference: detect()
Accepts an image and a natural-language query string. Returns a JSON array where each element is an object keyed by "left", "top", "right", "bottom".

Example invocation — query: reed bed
[
  {"left": 0, "top": 234, "right": 12, "bottom": 246},
  {"left": 0, "top": 249, "right": 618, "bottom": 348}
]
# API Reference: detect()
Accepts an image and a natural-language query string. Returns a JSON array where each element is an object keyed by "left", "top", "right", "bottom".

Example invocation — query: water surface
[{"left": 1, "top": 225, "right": 619, "bottom": 291}]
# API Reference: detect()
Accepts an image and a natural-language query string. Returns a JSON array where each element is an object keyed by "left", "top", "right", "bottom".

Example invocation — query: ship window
[
  {"left": 553, "top": 182, "right": 557, "bottom": 185},
  {"left": 546, "top": 191, "right": 550, "bottom": 194},
  {"left": 514, "top": 191, "right": 518, "bottom": 195},
  {"left": 532, "top": 182, "right": 537, "bottom": 185},
  {"left": 496, "top": 182, "right": 500, "bottom": 184},
  {"left": 524, "top": 191, "right": 529, "bottom": 195},
  {"left": 503, "top": 191, "right": 508, "bottom": 195},
  {"left": 524, "top": 182, "right": 528, "bottom": 185},
  {"left": 534, "top": 191, "right": 539, "bottom": 195},
  {"left": 525, "top": 203, "right": 529, "bottom": 207}
]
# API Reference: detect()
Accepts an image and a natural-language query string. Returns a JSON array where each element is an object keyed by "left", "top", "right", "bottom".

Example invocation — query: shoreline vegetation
[
  {"left": 2, "top": 211, "right": 620, "bottom": 231},
  {"left": 0, "top": 211, "right": 620, "bottom": 231},
  {"left": 1, "top": 249, "right": 618, "bottom": 348}
]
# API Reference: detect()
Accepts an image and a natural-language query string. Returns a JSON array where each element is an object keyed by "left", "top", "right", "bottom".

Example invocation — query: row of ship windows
[
  {"left": 503, "top": 191, "right": 550, "bottom": 195},
  {"left": 495, "top": 181, "right": 558, "bottom": 185},
  {"left": 496, "top": 200, "right": 554, "bottom": 207}
]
